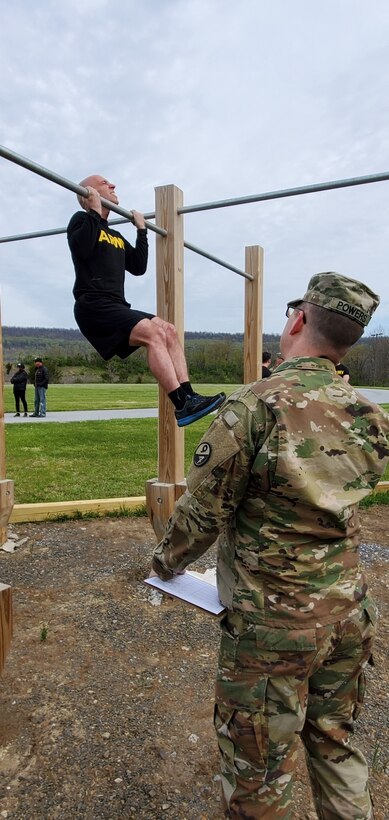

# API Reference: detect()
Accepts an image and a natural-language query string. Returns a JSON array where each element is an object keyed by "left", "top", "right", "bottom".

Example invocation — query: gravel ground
[{"left": 0, "top": 507, "right": 388, "bottom": 819}]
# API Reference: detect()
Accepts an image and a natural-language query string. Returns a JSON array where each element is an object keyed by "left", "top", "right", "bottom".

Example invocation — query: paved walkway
[
  {"left": 357, "top": 388, "right": 389, "bottom": 404},
  {"left": 5, "top": 408, "right": 158, "bottom": 424},
  {"left": 4, "top": 388, "right": 388, "bottom": 425}
]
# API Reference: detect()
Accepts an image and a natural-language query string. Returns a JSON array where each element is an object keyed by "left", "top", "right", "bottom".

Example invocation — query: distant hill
[
  {"left": 1, "top": 326, "right": 281, "bottom": 362},
  {"left": 2, "top": 326, "right": 93, "bottom": 361}
]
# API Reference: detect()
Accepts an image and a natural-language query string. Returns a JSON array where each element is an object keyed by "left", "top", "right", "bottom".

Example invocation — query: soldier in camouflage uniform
[{"left": 152, "top": 272, "right": 389, "bottom": 819}]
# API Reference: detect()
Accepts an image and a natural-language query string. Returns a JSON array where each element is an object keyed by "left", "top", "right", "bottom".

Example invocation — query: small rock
[
  {"left": 1, "top": 540, "right": 16, "bottom": 553},
  {"left": 101, "top": 732, "right": 110, "bottom": 739},
  {"left": 188, "top": 733, "right": 199, "bottom": 743},
  {"left": 158, "top": 749, "right": 168, "bottom": 759}
]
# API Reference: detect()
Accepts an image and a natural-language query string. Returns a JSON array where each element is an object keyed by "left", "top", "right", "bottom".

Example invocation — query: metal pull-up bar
[
  {"left": 4, "top": 144, "right": 389, "bottom": 277},
  {"left": 177, "top": 171, "right": 389, "bottom": 214},
  {"left": 0, "top": 223, "right": 252, "bottom": 280},
  {"left": 0, "top": 144, "right": 167, "bottom": 237},
  {"left": 0, "top": 144, "right": 251, "bottom": 279}
]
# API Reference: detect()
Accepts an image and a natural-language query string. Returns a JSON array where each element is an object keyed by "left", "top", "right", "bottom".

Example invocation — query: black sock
[
  {"left": 180, "top": 381, "right": 195, "bottom": 397},
  {"left": 168, "top": 386, "right": 188, "bottom": 410}
]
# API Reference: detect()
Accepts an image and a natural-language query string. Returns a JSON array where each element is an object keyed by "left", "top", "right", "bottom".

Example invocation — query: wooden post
[
  {"left": 0, "top": 480, "right": 14, "bottom": 529},
  {"left": 146, "top": 185, "right": 185, "bottom": 537},
  {"left": 244, "top": 245, "right": 264, "bottom": 384}
]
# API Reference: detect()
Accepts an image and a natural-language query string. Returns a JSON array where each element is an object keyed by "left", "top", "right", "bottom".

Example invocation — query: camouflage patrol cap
[{"left": 288, "top": 271, "right": 380, "bottom": 327}]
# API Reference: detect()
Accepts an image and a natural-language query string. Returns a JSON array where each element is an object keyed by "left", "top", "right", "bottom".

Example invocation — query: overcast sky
[{"left": 1, "top": 0, "right": 389, "bottom": 338}]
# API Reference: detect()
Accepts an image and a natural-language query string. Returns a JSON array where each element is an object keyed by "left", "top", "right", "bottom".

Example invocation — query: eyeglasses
[{"left": 285, "top": 304, "right": 306, "bottom": 323}]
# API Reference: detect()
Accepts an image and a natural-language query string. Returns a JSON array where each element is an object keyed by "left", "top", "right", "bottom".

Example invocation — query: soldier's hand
[
  {"left": 131, "top": 210, "right": 146, "bottom": 230},
  {"left": 150, "top": 558, "right": 185, "bottom": 580},
  {"left": 80, "top": 186, "right": 102, "bottom": 215}
]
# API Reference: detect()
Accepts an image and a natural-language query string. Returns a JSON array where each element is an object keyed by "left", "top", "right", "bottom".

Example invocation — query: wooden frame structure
[
  {"left": 0, "top": 156, "right": 264, "bottom": 672},
  {"left": 3, "top": 144, "right": 388, "bottom": 673}
]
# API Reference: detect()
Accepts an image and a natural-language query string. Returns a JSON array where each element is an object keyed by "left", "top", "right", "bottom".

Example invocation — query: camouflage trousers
[{"left": 214, "top": 599, "right": 377, "bottom": 819}]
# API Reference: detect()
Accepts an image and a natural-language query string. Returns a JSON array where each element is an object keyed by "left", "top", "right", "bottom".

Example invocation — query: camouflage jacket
[{"left": 153, "top": 357, "right": 389, "bottom": 626}]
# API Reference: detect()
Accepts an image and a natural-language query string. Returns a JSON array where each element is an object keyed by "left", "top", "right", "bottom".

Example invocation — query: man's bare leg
[
  {"left": 150, "top": 317, "right": 189, "bottom": 384},
  {"left": 129, "top": 317, "right": 226, "bottom": 426},
  {"left": 129, "top": 318, "right": 183, "bottom": 393}
]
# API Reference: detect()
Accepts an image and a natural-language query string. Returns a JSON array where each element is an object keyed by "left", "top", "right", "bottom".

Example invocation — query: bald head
[
  {"left": 77, "top": 175, "right": 118, "bottom": 212},
  {"left": 80, "top": 174, "right": 106, "bottom": 189}
]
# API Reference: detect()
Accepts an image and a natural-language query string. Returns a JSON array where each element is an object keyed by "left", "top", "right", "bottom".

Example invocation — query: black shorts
[{"left": 74, "top": 294, "right": 155, "bottom": 360}]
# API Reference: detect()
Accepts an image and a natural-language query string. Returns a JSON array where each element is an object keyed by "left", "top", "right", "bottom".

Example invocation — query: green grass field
[
  {"left": 3, "top": 383, "right": 236, "bottom": 413},
  {"left": 4, "top": 383, "right": 160, "bottom": 412},
  {"left": 5, "top": 417, "right": 212, "bottom": 504},
  {"left": 4, "top": 384, "right": 389, "bottom": 506}
]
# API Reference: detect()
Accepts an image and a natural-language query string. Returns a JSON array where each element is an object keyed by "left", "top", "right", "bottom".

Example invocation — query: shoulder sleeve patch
[
  {"left": 193, "top": 442, "right": 212, "bottom": 467},
  {"left": 223, "top": 409, "right": 240, "bottom": 428}
]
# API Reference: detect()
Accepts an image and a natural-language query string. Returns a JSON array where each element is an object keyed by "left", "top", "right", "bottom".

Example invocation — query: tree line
[{"left": 3, "top": 328, "right": 389, "bottom": 386}]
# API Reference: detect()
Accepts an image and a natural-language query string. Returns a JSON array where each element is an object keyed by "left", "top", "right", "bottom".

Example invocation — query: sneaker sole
[{"left": 177, "top": 394, "right": 226, "bottom": 427}]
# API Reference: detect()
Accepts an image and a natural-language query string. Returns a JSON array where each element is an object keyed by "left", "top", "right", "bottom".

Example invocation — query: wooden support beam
[
  {"left": 0, "top": 480, "right": 14, "bottom": 528},
  {"left": 147, "top": 186, "right": 186, "bottom": 539},
  {"left": 244, "top": 245, "right": 264, "bottom": 384},
  {"left": 146, "top": 479, "right": 176, "bottom": 542},
  {"left": 154, "top": 184, "right": 185, "bottom": 485},
  {"left": 175, "top": 480, "right": 187, "bottom": 502},
  {"left": 9, "top": 495, "right": 146, "bottom": 524},
  {"left": 0, "top": 583, "right": 12, "bottom": 675},
  {"left": 372, "top": 481, "right": 389, "bottom": 493}
]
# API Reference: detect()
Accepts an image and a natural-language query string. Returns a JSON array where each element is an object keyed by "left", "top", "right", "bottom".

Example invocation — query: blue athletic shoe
[{"left": 175, "top": 392, "right": 226, "bottom": 427}]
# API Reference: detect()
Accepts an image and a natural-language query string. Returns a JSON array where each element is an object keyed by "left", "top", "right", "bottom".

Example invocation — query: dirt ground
[{"left": 0, "top": 507, "right": 388, "bottom": 820}]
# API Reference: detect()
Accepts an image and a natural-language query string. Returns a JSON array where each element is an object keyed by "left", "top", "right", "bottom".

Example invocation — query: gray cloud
[{"left": 0, "top": 0, "right": 388, "bottom": 335}]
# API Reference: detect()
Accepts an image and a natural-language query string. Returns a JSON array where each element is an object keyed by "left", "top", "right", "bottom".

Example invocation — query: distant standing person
[
  {"left": 67, "top": 175, "right": 225, "bottom": 427},
  {"left": 30, "top": 357, "right": 49, "bottom": 418},
  {"left": 275, "top": 351, "right": 284, "bottom": 367},
  {"left": 261, "top": 351, "right": 272, "bottom": 378},
  {"left": 10, "top": 362, "right": 28, "bottom": 417},
  {"left": 336, "top": 361, "right": 350, "bottom": 382}
]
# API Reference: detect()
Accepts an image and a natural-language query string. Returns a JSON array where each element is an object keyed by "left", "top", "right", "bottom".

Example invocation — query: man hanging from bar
[{"left": 67, "top": 175, "right": 225, "bottom": 426}]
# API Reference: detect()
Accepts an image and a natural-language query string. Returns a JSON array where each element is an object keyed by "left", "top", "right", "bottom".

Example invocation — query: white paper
[{"left": 144, "top": 571, "right": 225, "bottom": 616}]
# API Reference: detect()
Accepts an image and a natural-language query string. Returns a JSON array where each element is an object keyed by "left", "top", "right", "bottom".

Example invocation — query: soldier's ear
[{"left": 289, "top": 310, "right": 305, "bottom": 336}]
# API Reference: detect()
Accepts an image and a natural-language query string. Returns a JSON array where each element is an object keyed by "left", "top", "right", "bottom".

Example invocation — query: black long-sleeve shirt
[{"left": 67, "top": 210, "right": 148, "bottom": 301}]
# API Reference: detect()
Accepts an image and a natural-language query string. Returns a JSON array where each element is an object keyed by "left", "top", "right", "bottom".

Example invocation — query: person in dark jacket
[
  {"left": 10, "top": 362, "right": 28, "bottom": 417},
  {"left": 261, "top": 351, "right": 272, "bottom": 378},
  {"left": 67, "top": 175, "right": 225, "bottom": 427},
  {"left": 30, "top": 357, "right": 49, "bottom": 417}
]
